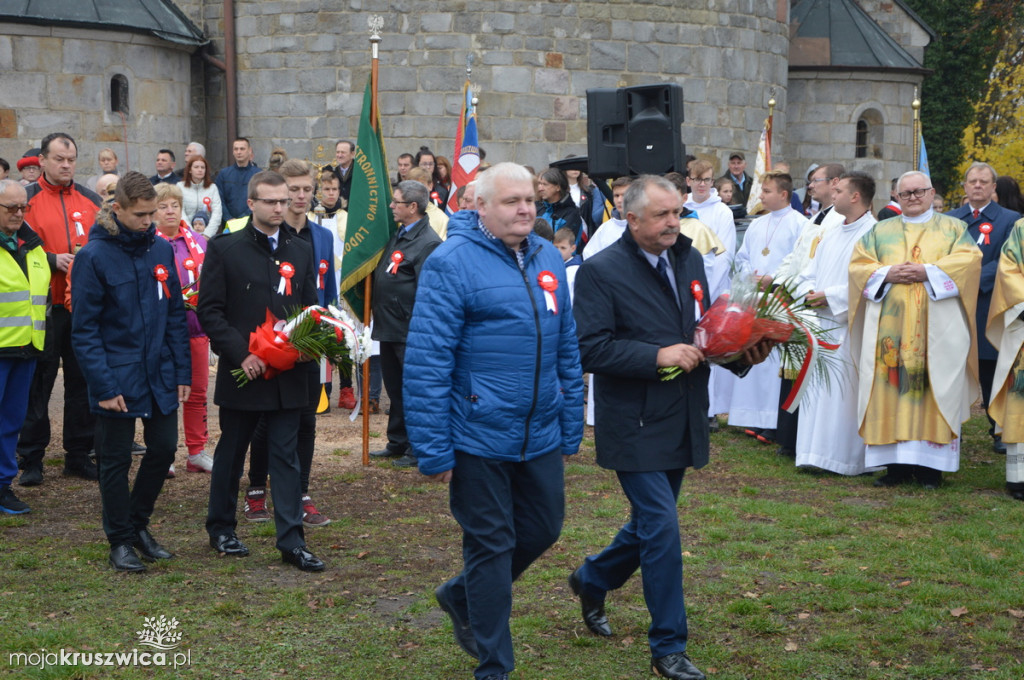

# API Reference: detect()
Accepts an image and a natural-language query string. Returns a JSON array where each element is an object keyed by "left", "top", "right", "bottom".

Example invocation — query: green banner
[{"left": 340, "top": 76, "right": 397, "bottom": 320}]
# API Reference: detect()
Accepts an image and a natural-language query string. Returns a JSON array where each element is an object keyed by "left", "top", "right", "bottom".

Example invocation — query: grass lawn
[{"left": 1, "top": 414, "right": 1022, "bottom": 679}]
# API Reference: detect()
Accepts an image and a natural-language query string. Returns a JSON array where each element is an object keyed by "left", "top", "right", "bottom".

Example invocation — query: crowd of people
[{"left": 2, "top": 131, "right": 1024, "bottom": 680}]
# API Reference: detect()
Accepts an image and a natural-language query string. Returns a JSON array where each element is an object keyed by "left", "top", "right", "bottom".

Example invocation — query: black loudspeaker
[{"left": 586, "top": 83, "right": 685, "bottom": 178}]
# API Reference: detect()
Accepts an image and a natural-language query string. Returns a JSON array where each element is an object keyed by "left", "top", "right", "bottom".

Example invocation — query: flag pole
[
  {"left": 912, "top": 89, "right": 921, "bottom": 172},
  {"left": 361, "top": 15, "right": 383, "bottom": 466}
]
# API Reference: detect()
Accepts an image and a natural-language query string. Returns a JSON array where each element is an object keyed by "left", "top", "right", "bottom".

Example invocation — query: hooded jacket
[{"left": 70, "top": 209, "right": 191, "bottom": 418}]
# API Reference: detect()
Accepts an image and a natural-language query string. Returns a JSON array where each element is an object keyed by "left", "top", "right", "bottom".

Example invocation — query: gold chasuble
[
  {"left": 986, "top": 218, "right": 1024, "bottom": 443},
  {"left": 679, "top": 217, "right": 725, "bottom": 257},
  {"left": 848, "top": 214, "right": 981, "bottom": 446}
]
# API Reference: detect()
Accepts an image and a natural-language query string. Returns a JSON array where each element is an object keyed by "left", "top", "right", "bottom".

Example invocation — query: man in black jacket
[
  {"left": 197, "top": 170, "right": 324, "bottom": 572},
  {"left": 570, "top": 175, "right": 770, "bottom": 680},
  {"left": 369, "top": 181, "right": 443, "bottom": 468}
]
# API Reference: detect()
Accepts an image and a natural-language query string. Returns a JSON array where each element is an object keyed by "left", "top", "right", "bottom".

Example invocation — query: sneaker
[
  {"left": 18, "top": 462, "right": 43, "bottom": 487},
  {"left": 301, "top": 495, "right": 331, "bottom": 527},
  {"left": 131, "top": 442, "right": 147, "bottom": 455},
  {"left": 368, "top": 398, "right": 380, "bottom": 414},
  {"left": 187, "top": 451, "right": 214, "bottom": 473},
  {"left": 244, "top": 486, "right": 271, "bottom": 522},
  {"left": 0, "top": 485, "right": 30, "bottom": 514},
  {"left": 337, "top": 386, "right": 356, "bottom": 410},
  {"left": 166, "top": 463, "right": 176, "bottom": 479}
]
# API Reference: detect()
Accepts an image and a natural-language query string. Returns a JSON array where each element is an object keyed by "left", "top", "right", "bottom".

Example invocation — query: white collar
[{"left": 902, "top": 208, "right": 934, "bottom": 224}]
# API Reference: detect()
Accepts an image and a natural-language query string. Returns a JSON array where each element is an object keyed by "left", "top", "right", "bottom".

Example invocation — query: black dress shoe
[
  {"left": 392, "top": 453, "right": 418, "bottom": 468},
  {"left": 568, "top": 568, "right": 612, "bottom": 637},
  {"left": 18, "top": 463, "right": 43, "bottom": 487},
  {"left": 370, "top": 448, "right": 403, "bottom": 459},
  {"left": 210, "top": 533, "right": 250, "bottom": 556},
  {"left": 134, "top": 529, "right": 173, "bottom": 561},
  {"left": 756, "top": 428, "right": 777, "bottom": 444},
  {"left": 63, "top": 458, "right": 99, "bottom": 481},
  {"left": 707, "top": 417, "right": 719, "bottom": 433},
  {"left": 873, "top": 465, "right": 912, "bottom": 487},
  {"left": 652, "top": 652, "right": 705, "bottom": 680},
  {"left": 993, "top": 435, "right": 1007, "bottom": 454},
  {"left": 281, "top": 546, "right": 325, "bottom": 572},
  {"left": 1009, "top": 488, "right": 1024, "bottom": 501},
  {"left": 109, "top": 544, "right": 147, "bottom": 572},
  {"left": 435, "top": 583, "right": 479, "bottom": 659}
]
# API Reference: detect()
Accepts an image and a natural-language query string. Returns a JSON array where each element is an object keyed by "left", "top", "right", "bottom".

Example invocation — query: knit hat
[
  {"left": 17, "top": 154, "right": 40, "bottom": 171},
  {"left": 192, "top": 210, "right": 210, "bottom": 229}
]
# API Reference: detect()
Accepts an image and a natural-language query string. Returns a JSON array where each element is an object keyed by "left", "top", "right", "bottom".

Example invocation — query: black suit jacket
[
  {"left": 371, "top": 216, "right": 442, "bottom": 343},
  {"left": 573, "top": 228, "right": 714, "bottom": 472},
  {"left": 197, "top": 222, "right": 317, "bottom": 410},
  {"left": 333, "top": 164, "right": 354, "bottom": 204}
]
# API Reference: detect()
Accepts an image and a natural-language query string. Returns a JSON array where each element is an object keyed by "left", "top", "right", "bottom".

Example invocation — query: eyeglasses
[
  {"left": 0, "top": 203, "right": 30, "bottom": 213},
  {"left": 252, "top": 198, "right": 291, "bottom": 207},
  {"left": 688, "top": 177, "right": 713, "bottom": 185},
  {"left": 897, "top": 187, "right": 933, "bottom": 200},
  {"left": 391, "top": 200, "right": 414, "bottom": 206},
  {"left": 808, "top": 178, "right": 830, "bottom": 184}
]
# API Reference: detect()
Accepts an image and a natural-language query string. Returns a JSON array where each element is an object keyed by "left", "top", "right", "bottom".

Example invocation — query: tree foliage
[
  {"left": 959, "top": 43, "right": 1024, "bottom": 183},
  {"left": 902, "top": 0, "right": 1024, "bottom": 195}
]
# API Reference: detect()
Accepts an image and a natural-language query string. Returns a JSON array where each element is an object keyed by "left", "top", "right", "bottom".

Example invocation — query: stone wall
[
  {"left": 0, "top": 23, "right": 193, "bottom": 179},
  {"left": 174, "top": 0, "right": 790, "bottom": 175},
  {"left": 787, "top": 70, "right": 922, "bottom": 208}
]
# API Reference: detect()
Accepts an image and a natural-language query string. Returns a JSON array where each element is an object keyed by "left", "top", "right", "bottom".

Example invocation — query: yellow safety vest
[
  {"left": 0, "top": 245, "right": 48, "bottom": 351},
  {"left": 224, "top": 216, "right": 248, "bottom": 233}
]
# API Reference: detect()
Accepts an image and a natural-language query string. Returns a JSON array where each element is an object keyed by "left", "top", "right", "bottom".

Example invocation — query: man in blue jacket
[
  {"left": 71, "top": 171, "right": 191, "bottom": 572},
  {"left": 946, "top": 161, "right": 1021, "bottom": 453},
  {"left": 214, "top": 137, "right": 260, "bottom": 221},
  {"left": 404, "top": 162, "right": 584, "bottom": 680}
]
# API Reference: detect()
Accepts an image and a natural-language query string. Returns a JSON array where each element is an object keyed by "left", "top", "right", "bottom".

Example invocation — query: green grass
[{"left": 1, "top": 416, "right": 1023, "bottom": 679}]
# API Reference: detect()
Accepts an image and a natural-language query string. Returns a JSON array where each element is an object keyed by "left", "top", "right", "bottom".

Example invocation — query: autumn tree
[
  {"left": 959, "top": 43, "right": 1024, "bottom": 182},
  {"left": 902, "top": 0, "right": 1024, "bottom": 195}
]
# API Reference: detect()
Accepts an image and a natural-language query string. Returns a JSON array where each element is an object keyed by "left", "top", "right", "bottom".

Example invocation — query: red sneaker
[
  {"left": 244, "top": 486, "right": 271, "bottom": 522},
  {"left": 337, "top": 387, "right": 356, "bottom": 410},
  {"left": 301, "top": 495, "right": 331, "bottom": 527}
]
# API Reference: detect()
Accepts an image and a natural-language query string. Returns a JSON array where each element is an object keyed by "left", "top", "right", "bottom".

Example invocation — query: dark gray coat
[
  {"left": 371, "top": 216, "right": 442, "bottom": 343},
  {"left": 574, "top": 228, "right": 741, "bottom": 472}
]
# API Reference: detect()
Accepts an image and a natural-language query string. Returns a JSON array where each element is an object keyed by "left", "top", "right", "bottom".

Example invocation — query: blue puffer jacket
[
  {"left": 403, "top": 210, "right": 585, "bottom": 475},
  {"left": 71, "top": 212, "right": 191, "bottom": 418}
]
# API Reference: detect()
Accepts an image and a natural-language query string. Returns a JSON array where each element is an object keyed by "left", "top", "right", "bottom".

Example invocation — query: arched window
[
  {"left": 110, "top": 74, "right": 129, "bottom": 115},
  {"left": 855, "top": 109, "right": 884, "bottom": 159},
  {"left": 855, "top": 120, "right": 869, "bottom": 158}
]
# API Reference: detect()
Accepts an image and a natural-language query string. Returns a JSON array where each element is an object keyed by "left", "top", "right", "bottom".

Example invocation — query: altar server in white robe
[
  {"left": 729, "top": 172, "right": 805, "bottom": 438},
  {"left": 792, "top": 172, "right": 878, "bottom": 474}
]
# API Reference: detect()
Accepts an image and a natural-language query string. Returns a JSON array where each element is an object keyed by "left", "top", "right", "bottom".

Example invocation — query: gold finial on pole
[{"left": 768, "top": 87, "right": 777, "bottom": 116}]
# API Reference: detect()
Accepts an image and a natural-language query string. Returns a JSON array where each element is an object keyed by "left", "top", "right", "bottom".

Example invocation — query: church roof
[
  {"left": 0, "top": 0, "right": 206, "bottom": 46},
  {"left": 790, "top": 0, "right": 928, "bottom": 74}
]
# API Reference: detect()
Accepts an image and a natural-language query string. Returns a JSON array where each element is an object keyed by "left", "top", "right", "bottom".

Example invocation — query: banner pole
[{"left": 362, "top": 15, "right": 383, "bottom": 467}]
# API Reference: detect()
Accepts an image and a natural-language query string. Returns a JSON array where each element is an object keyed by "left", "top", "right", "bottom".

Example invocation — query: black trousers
[
  {"left": 979, "top": 358, "right": 997, "bottom": 436},
  {"left": 95, "top": 406, "right": 177, "bottom": 547},
  {"left": 776, "top": 378, "right": 798, "bottom": 450},
  {"left": 207, "top": 407, "right": 305, "bottom": 552},
  {"left": 380, "top": 341, "right": 409, "bottom": 454},
  {"left": 248, "top": 370, "right": 318, "bottom": 493},
  {"left": 17, "top": 305, "right": 96, "bottom": 464}
]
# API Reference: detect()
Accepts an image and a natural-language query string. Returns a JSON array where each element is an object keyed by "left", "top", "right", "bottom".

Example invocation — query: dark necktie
[
  {"left": 656, "top": 257, "right": 679, "bottom": 307},
  {"left": 973, "top": 209, "right": 980, "bottom": 220}
]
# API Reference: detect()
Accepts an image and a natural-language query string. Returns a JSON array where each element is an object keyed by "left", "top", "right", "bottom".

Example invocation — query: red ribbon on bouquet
[{"left": 247, "top": 310, "right": 302, "bottom": 380}]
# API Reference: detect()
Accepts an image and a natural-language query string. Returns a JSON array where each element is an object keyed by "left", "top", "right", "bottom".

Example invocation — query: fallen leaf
[
  {"left": 356, "top": 551, "right": 369, "bottom": 559},
  {"left": 1007, "top": 609, "right": 1024, "bottom": 619},
  {"left": 868, "top": 661, "right": 881, "bottom": 668},
  {"left": 897, "top": 580, "right": 912, "bottom": 587},
  {"left": 797, "top": 612, "right": 810, "bottom": 620},
  {"left": 743, "top": 591, "right": 760, "bottom": 599},
  {"left": 784, "top": 641, "right": 799, "bottom": 652},
  {"left": 950, "top": 607, "right": 969, "bottom": 618}
]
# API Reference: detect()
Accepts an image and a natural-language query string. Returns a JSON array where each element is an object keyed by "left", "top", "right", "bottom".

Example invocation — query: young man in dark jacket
[
  {"left": 70, "top": 171, "right": 191, "bottom": 572},
  {"left": 197, "top": 170, "right": 323, "bottom": 572}
]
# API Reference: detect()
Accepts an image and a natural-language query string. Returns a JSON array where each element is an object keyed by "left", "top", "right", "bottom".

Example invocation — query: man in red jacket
[{"left": 16, "top": 132, "right": 102, "bottom": 486}]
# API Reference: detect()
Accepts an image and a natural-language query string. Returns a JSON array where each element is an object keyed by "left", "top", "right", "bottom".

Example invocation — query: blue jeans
[
  {"left": 577, "top": 468, "right": 689, "bottom": 658},
  {"left": 444, "top": 449, "right": 565, "bottom": 678},
  {"left": 0, "top": 358, "right": 35, "bottom": 486}
]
